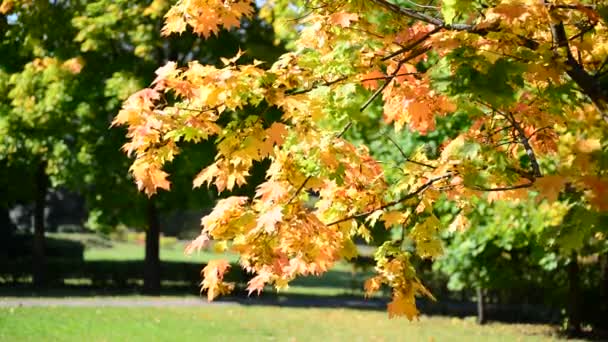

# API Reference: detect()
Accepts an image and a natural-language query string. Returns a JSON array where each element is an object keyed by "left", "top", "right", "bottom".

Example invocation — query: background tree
[{"left": 0, "top": 0, "right": 282, "bottom": 292}]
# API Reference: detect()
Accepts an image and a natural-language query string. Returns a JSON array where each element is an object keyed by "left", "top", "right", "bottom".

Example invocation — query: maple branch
[
  {"left": 361, "top": 72, "right": 420, "bottom": 82},
  {"left": 387, "top": 135, "right": 436, "bottom": 169},
  {"left": 548, "top": 4, "right": 597, "bottom": 10},
  {"left": 596, "top": 58, "right": 608, "bottom": 77},
  {"left": 506, "top": 112, "right": 542, "bottom": 178},
  {"left": 468, "top": 182, "right": 534, "bottom": 192},
  {"left": 286, "top": 121, "right": 353, "bottom": 205},
  {"left": 287, "top": 76, "right": 349, "bottom": 96},
  {"left": 360, "top": 59, "right": 404, "bottom": 112},
  {"left": 382, "top": 26, "right": 441, "bottom": 61},
  {"left": 327, "top": 172, "right": 453, "bottom": 226},
  {"left": 368, "top": 0, "right": 474, "bottom": 30},
  {"left": 360, "top": 47, "right": 429, "bottom": 112},
  {"left": 526, "top": 125, "right": 552, "bottom": 140},
  {"left": 407, "top": 0, "right": 439, "bottom": 10},
  {"left": 549, "top": 15, "right": 608, "bottom": 121}
]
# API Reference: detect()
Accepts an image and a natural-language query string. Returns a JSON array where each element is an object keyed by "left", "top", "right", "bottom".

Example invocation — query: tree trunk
[
  {"left": 32, "top": 162, "right": 48, "bottom": 287},
  {"left": 600, "top": 253, "right": 608, "bottom": 329},
  {"left": 143, "top": 198, "right": 161, "bottom": 295},
  {"left": 477, "top": 286, "right": 486, "bottom": 325},
  {"left": 567, "top": 252, "right": 581, "bottom": 335}
]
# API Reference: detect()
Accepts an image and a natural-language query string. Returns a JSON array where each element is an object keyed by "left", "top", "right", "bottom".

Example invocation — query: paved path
[
  {"left": 0, "top": 297, "right": 233, "bottom": 307},
  {"left": 0, "top": 296, "right": 388, "bottom": 309}
]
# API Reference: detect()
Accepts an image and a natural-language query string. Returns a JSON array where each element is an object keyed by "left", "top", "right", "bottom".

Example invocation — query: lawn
[{"left": 0, "top": 305, "right": 572, "bottom": 342}]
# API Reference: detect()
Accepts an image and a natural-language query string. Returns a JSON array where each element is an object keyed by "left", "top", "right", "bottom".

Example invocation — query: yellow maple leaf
[
  {"left": 381, "top": 211, "right": 407, "bottom": 228},
  {"left": 387, "top": 293, "right": 419, "bottom": 320},
  {"left": 201, "top": 259, "right": 235, "bottom": 301}
]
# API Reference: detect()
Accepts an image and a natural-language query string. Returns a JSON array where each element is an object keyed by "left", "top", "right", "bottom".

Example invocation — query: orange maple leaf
[
  {"left": 266, "top": 122, "right": 288, "bottom": 145},
  {"left": 360, "top": 70, "right": 385, "bottom": 90},
  {"left": 329, "top": 12, "right": 359, "bottom": 28}
]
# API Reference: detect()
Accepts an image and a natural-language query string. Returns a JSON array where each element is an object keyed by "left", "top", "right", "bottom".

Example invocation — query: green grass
[
  {"left": 84, "top": 240, "right": 237, "bottom": 263},
  {"left": 0, "top": 306, "right": 570, "bottom": 342}
]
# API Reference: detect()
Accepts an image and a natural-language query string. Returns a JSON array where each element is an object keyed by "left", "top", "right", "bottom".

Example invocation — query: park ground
[{"left": 0, "top": 234, "right": 589, "bottom": 341}]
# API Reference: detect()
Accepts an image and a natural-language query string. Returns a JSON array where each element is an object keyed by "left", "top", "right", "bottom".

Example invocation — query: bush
[
  {"left": 0, "top": 259, "right": 253, "bottom": 289},
  {"left": 0, "top": 235, "right": 84, "bottom": 260}
]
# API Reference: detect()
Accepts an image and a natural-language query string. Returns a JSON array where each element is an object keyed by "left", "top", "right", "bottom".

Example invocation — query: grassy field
[{"left": 0, "top": 305, "right": 571, "bottom": 342}]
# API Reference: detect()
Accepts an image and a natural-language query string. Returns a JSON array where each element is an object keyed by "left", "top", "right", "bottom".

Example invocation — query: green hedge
[{"left": 0, "top": 235, "right": 84, "bottom": 260}]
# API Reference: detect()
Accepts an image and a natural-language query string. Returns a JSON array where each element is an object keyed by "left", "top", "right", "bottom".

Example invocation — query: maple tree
[
  {"left": 0, "top": 0, "right": 280, "bottom": 291},
  {"left": 115, "top": 0, "right": 608, "bottom": 319}
]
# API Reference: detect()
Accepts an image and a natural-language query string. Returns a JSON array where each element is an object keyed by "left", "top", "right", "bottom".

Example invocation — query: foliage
[
  {"left": 0, "top": 0, "right": 283, "bottom": 234},
  {"left": 112, "top": 0, "right": 608, "bottom": 319},
  {"left": 434, "top": 198, "right": 560, "bottom": 291}
]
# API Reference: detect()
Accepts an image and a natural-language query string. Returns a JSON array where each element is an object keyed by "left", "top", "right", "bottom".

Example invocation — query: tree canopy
[{"left": 110, "top": 0, "right": 608, "bottom": 319}]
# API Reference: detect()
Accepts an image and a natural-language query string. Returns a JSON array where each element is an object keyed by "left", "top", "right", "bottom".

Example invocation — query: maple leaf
[
  {"left": 533, "top": 176, "right": 567, "bottom": 202},
  {"left": 255, "top": 205, "right": 284, "bottom": 233},
  {"left": 152, "top": 61, "right": 179, "bottom": 87},
  {"left": 162, "top": 7, "right": 187, "bottom": 36},
  {"left": 247, "top": 268, "right": 273, "bottom": 295},
  {"left": 201, "top": 259, "right": 234, "bottom": 301},
  {"left": 329, "top": 12, "right": 359, "bottom": 28},
  {"left": 184, "top": 233, "right": 210, "bottom": 255},
  {"left": 364, "top": 276, "right": 383, "bottom": 297},
  {"left": 193, "top": 163, "right": 220, "bottom": 189},
  {"left": 381, "top": 211, "right": 407, "bottom": 228},
  {"left": 255, "top": 180, "right": 289, "bottom": 203},
  {"left": 360, "top": 70, "right": 385, "bottom": 90},
  {"left": 387, "top": 293, "right": 419, "bottom": 320},
  {"left": 266, "top": 122, "right": 288, "bottom": 145},
  {"left": 0, "top": 0, "right": 13, "bottom": 14}
]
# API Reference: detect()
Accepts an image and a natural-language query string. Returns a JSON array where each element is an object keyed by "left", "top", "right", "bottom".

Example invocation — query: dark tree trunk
[
  {"left": 601, "top": 253, "right": 608, "bottom": 329},
  {"left": 477, "top": 286, "right": 486, "bottom": 325},
  {"left": 143, "top": 198, "right": 161, "bottom": 295},
  {"left": 567, "top": 252, "right": 581, "bottom": 335},
  {"left": 32, "top": 162, "right": 48, "bottom": 287}
]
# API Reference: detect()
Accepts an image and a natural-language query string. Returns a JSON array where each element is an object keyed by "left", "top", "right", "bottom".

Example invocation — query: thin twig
[
  {"left": 361, "top": 72, "right": 420, "bottom": 82},
  {"left": 360, "top": 47, "right": 429, "bottom": 112},
  {"left": 327, "top": 172, "right": 453, "bottom": 226},
  {"left": 469, "top": 182, "right": 534, "bottom": 192},
  {"left": 287, "top": 76, "right": 349, "bottom": 96},
  {"left": 386, "top": 136, "right": 436, "bottom": 169},
  {"left": 286, "top": 121, "right": 353, "bottom": 205}
]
